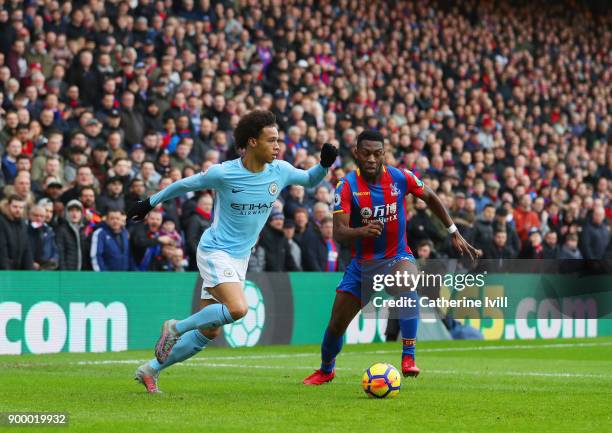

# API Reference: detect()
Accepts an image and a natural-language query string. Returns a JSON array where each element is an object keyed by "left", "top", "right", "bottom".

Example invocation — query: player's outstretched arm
[
  {"left": 419, "top": 184, "right": 481, "bottom": 261},
  {"left": 127, "top": 165, "right": 222, "bottom": 222},
  {"left": 333, "top": 212, "right": 383, "bottom": 244},
  {"left": 282, "top": 143, "right": 338, "bottom": 187}
]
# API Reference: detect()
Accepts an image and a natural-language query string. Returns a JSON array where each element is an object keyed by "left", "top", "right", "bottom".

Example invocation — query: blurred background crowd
[{"left": 0, "top": 0, "right": 610, "bottom": 272}]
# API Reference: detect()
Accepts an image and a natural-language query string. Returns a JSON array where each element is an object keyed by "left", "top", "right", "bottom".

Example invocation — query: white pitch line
[
  {"left": 4, "top": 341, "right": 611, "bottom": 368},
  {"left": 74, "top": 360, "right": 612, "bottom": 379},
  {"left": 79, "top": 340, "right": 611, "bottom": 363}
]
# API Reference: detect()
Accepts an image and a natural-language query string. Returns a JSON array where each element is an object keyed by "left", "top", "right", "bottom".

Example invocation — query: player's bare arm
[
  {"left": 333, "top": 212, "right": 383, "bottom": 244},
  {"left": 419, "top": 184, "right": 481, "bottom": 261}
]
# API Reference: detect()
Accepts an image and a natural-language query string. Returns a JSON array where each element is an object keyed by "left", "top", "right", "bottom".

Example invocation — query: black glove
[
  {"left": 127, "top": 197, "right": 153, "bottom": 222},
  {"left": 320, "top": 142, "right": 338, "bottom": 168}
]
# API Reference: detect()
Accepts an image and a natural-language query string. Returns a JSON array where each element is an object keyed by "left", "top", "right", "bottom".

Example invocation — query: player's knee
[
  {"left": 199, "top": 327, "right": 221, "bottom": 340},
  {"left": 227, "top": 302, "right": 248, "bottom": 320}
]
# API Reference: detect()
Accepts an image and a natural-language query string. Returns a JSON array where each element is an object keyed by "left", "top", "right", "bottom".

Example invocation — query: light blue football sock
[
  {"left": 148, "top": 330, "right": 210, "bottom": 372},
  {"left": 175, "top": 303, "right": 234, "bottom": 334}
]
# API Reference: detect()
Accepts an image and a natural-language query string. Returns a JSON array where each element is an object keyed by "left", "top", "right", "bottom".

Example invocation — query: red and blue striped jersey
[{"left": 333, "top": 165, "right": 425, "bottom": 261}]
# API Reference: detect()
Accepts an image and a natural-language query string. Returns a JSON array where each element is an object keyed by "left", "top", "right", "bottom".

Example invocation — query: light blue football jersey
[{"left": 150, "top": 158, "right": 327, "bottom": 258}]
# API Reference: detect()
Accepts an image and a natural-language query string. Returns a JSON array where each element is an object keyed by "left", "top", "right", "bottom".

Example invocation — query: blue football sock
[
  {"left": 398, "top": 291, "right": 419, "bottom": 358},
  {"left": 175, "top": 303, "right": 234, "bottom": 334},
  {"left": 320, "top": 328, "right": 343, "bottom": 373},
  {"left": 148, "top": 330, "right": 210, "bottom": 372}
]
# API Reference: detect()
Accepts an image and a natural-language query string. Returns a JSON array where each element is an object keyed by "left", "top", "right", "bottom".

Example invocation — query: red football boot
[
  {"left": 303, "top": 369, "right": 336, "bottom": 385},
  {"left": 402, "top": 355, "right": 420, "bottom": 377}
]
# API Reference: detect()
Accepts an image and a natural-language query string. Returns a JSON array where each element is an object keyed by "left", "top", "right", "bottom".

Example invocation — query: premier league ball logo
[
  {"left": 334, "top": 193, "right": 341, "bottom": 206},
  {"left": 223, "top": 281, "right": 266, "bottom": 347}
]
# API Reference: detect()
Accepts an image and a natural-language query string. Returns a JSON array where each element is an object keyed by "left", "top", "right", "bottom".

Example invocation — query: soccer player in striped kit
[{"left": 303, "top": 130, "right": 480, "bottom": 385}]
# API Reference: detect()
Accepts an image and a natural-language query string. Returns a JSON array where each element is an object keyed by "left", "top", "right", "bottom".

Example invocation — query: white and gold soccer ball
[{"left": 361, "top": 363, "right": 401, "bottom": 398}]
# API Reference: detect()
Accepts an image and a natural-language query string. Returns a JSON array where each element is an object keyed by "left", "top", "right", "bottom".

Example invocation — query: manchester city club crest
[
  {"left": 223, "top": 268, "right": 235, "bottom": 277},
  {"left": 268, "top": 182, "right": 279, "bottom": 195}
]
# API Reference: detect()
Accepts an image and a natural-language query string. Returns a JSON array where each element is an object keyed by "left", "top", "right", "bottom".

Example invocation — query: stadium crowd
[{"left": 0, "top": 0, "right": 610, "bottom": 272}]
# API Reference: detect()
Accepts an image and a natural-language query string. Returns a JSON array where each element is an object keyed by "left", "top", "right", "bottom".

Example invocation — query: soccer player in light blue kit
[{"left": 128, "top": 110, "right": 338, "bottom": 393}]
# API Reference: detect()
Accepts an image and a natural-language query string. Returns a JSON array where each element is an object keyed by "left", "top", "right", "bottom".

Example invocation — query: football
[{"left": 361, "top": 363, "right": 402, "bottom": 398}]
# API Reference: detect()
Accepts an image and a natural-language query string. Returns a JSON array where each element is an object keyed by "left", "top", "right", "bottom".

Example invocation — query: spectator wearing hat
[
  {"left": 103, "top": 109, "right": 123, "bottom": 137},
  {"left": 0, "top": 195, "right": 34, "bottom": 270},
  {"left": 63, "top": 146, "right": 88, "bottom": 184},
  {"left": 143, "top": 100, "right": 164, "bottom": 132},
  {"left": 27, "top": 203, "right": 59, "bottom": 270},
  {"left": 260, "top": 209, "right": 299, "bottom": 272},
  {"left": 155, "top": 149, "right": 172, "bottom": 177},
  {"left": 39, "top": 176, "right": 64, "bottom": 202},
  {"left": 129, "top": 144, "right": 146, "bottom": 174},
  {"left": 83, "top": 117, "right": 105, "bottom": 149},
  {"left": 96, "top": 176, "right": 125, "bottom": 215},
  {"left": 56, "top": 199, "right": 88, "bottom": 270}
]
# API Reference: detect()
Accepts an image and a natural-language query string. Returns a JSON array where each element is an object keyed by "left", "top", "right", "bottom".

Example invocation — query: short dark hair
[
  {"left": 105, "top": 207, "right": 125, "bottom": 216},
  {"left": 234, "top": 110, "right": 276, "bottom": 149},
  {"left": 356, "top": 130, "right": 384, "bottom": 147},
  {"left": 79, "top": 185, "right": 95, "bottom": 195},
  {"left": 7, "top": 194, "right": 25, "bottom": 204}
]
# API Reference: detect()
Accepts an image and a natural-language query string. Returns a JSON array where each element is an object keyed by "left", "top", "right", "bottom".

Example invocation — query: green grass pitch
[{"left": 1, "top": 337, "right": 611, "bottom": 433}]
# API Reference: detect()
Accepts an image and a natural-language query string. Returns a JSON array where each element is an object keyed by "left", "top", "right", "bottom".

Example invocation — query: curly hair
[{"left": 234, "top": 110, "right": 277, "bottom": 149}]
